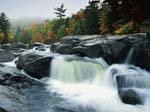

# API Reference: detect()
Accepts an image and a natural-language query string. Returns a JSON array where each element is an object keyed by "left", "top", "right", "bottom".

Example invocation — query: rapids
[
  {"left": 47, "top": 55, "right": 150, "bottom": 112},
  {"left": 1, "top": 46, "right": 150, "bottom": 112}
]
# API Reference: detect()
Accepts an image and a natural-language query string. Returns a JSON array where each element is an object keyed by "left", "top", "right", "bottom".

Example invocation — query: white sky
[{"left": 0, "top": 0, "right": 89, "bottom": 19}]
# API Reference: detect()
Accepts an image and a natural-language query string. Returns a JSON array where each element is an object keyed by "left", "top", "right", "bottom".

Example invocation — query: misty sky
[{"left": 0, "top": 0, "right": 89, "bottom": 19}]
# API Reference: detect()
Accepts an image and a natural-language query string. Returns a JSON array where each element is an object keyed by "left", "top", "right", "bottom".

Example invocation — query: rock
[
  {"left": 0, "top": 50, "right": 15, "bottom": 62},
  {"left": 118, "top": 89, "right": 142, "bottom": 105},
  {"left": 50, "top": 42, "right": 60, "bottom": 52},
  {"left": 0, "top": 44, "right": 12, "bottom": 51},
  {"left": 0, "top": 85, "right": 24, "bottom": 112},
  {"left": 12, "top": 43, "right": 29, "bottom": 49},
  {"left": 51, "top": 33, "right": 150, "bottom": 68},
  {"left": 12, "top": 48, "right": 27, "bottom": 57},
  {"left": 16, "top": 51, "right": 53, "bottom": 79},
  {"left": 0, "top": 65, "right": 40, "bottom": 88},
  {"left": 0, "top": 63, "right": 44, "bottom": 112},
  {"left": 56, "top": 44, "right": 74, "bottom": 54},
  {"left": 73, "top": 45, "right": 104, "bottom": 58},
  {"left": 131, "top": 47, "right": 150, "bottom": 69},
  {"left": 16, "top": 53, "right": 44, "bottom": 69},
  {"left": 29, "top": 42, "right": 45, "bottom": 49},
  {"left": 24, "top": 56, "right": 53, "bottom": 79},
  {"left": 0, "top": 107, "right": 8, "bottom": 112}
]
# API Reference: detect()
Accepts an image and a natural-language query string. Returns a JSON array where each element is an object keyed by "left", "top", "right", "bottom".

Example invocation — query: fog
[{"left": 0, "top": 0, "right": 88, "bottom": 19}]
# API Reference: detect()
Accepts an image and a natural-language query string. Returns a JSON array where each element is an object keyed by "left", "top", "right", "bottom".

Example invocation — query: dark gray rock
[
  {"left": 11, "top": 48, "right": 27, "bottom": 57},
  {"left": 50, "top": 42, "right": 61, "bottom": 53},
  {"left": 24, "top": 56, "right": 53, "bottom": 79},
  {"left": 56, "top": 44, "right": 74, "bottom": 54},
  {"left": 51, "top": 33, "right": 150, "bottom": 69},
  {"left": 118, "top": 89, "right": 142, "bottom": 105},
  {"left": 0, "top": 63, "right": 44, "bottom": 112},
  {"left": 0, "top": 44, "right": 12, "bottom": 51},
  {"left": 0, "top": 50, "right": 15, "bottom": 62},
  {"left": 12, "top": 43, "right": 28, "bottom": 49},
  {"left": 0, "top": 107, "right": 8, "bottom": 112},
  {"left": 16, "top": 53, "right": 44, "bottom": 69},
  {"left": 29, "top": 42, "right": 45, "bottom": 49},
  {"left": 131, "top": 47, "right": 150, "bottom": 69},
  {"left": 0, "top": 65, "right": 40, "bottom": 88}
]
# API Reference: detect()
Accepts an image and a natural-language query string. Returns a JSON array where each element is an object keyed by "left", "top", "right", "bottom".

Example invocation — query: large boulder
[
  {"left": 0, "top": 50, "right": 15, "bottom": 62},
  {"left": 24, "top": 56, "right": 53, "bottom": 79},
  {"left": 118, "top": 89, "right": 142, "bottom": 105},
  {"left": 16, "top": 53, "right": 44, "bottom": 69},
  {"left": 16, "top": 52, "right": 53, "bottom": 79}
]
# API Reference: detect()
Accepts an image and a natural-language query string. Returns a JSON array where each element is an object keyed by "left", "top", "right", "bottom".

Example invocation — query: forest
[{"left": 0, "top": 0, "right": 149, "bottom": 44}]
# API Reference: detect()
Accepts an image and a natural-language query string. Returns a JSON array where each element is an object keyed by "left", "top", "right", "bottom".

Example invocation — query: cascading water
[
  {"left": 124, "top": 48, "right": 134, "bottom": 64},
  {"left": 47, "top": 55, "right": 150, "bottom": 112},
  {"left": 107, "top": 64, "right": 150, "bottom": 105},
  {"left": 50, "top": 55, "right": 108, "bottom": 83}
]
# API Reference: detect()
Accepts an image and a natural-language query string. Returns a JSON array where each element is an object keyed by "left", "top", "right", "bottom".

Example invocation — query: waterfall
[
  {"left": 106, "top": 64, "right": 150, "bottom": 105},
  {"left": 47, "top": 55, "right": 150, "bottom": 112},
  {"left": 125, "top": 48, "right": 134, "bottom": 64},
  {"left": 50, "top": 55, "right": 108, "bottom": 83}
]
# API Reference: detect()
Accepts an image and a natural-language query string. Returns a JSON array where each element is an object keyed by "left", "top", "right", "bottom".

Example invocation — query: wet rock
[
  {"left": 0, "top": 44, "right": 12, "bottom": 51},
  {"left": 118, "top": 89, "right": 142, "bottom": 105},
  {"left": 131, "top": 47, "right": 150, "bottom": 69},
  {"left": 56, "top": 44, "right": 74, "bottom": 54},
  {"left": 50, "top": 42, "right": 60, "bottom": 52},
  {"left": 16, "top": 53, "right": 44, "bottom": 69},
  {"left": 51, "top": 33, "right": 150, "bottom": 67},
  {"left": 24, "top": 56, "right": 53, "bottom": 79},
  {"left": 0, "top": 107, "right": 8, "bottom": 112},
  {"left": 29, "top": 42, "right": 45, "bottom": 49},
  {"left": 0, "top": 50, "right": 15, "bottom": 62},
  {"left": 0, "top": 85, "right": 24, "bottom": 112},
  {"left": 12, "top": 48, "right": 27, "bottom": 57},
  {"left": 12, "top": 43, "right": 28, "bottom": 49}
]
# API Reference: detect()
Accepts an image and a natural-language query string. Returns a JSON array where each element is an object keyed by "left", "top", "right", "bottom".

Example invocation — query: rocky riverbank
[{"left": 0, "top": 33, "right": 149, "bottom": 112}]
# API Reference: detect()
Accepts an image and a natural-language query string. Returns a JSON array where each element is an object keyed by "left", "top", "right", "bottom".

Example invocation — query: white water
[
  {"left": 1, "top": 45, "right": 149, "bottom": 112},
  {"left": 50, "top": 55, "right": 108, "bottom": 83},
  {"left": 125, "top": 48, "right": 134, "bottom": 64},
  {"left": 47, "top": 56, "right": 150, "bottom": 112},
  {"left": 2, "top": 57, "right": 18, "bottom": 67}
]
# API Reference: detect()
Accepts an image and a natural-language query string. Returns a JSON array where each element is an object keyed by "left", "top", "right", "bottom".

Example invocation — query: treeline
[
  {"left": 1, "top": 0, "right": 150, "bottom": 44},
  {"left": 14, "top": 3, "right": 101, "bottom": 44}
]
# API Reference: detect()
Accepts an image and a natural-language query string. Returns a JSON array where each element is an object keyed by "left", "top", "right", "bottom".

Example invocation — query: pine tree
[
  {"left": 0, "top": 12, "right": 10, "bottom": 44},
  {"left": 54, "top": 4, "right": 66, "bottom": 19}
]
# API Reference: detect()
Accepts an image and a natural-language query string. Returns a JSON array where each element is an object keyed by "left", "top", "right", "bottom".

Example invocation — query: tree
[
  {"left": 0, "top": 12, "right": 10, "bottom": 44},
  {"left": 103, "top": 0, "right": 150, "bottom": 22},
  {"left": 54, "top": 4, "right": 66, "bottom": 19},
  {"left": 84, "top": 3, "right": 100, "bottom": 34}
]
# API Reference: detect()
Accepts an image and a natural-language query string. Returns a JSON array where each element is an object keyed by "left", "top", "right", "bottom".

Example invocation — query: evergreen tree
[
  {"left": 54, "top": 4, "right": 66, "bottom": 19},
  {"left": 0, "top": 12, "right": 10, "bottom": 44},
  {"left": 84, "top": 3, "right": 100, "bottom": 34}
]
